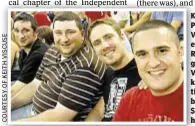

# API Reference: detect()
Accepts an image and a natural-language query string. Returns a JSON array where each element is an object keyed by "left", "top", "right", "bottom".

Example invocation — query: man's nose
[
  {"left": 102, "top": 41, "right": 110, "bottom": 51},
  {"left": 61, "top": 34, "right": 69, "bottom": 43},
  {"left": 148, "top": 54, "right": 161, "bottom": 68},
  {"left": 18, "top": 32, "right": 25, "bottom": 40}
]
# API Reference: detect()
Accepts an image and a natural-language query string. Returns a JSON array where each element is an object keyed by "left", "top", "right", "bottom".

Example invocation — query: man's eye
[
  {"left": 105, "top": 35, "right": 112, "bottom": 40},
  {"left": 137, "top": 52, "right": 146, "bottom": 58},
  {"left": 93, "top": 41, "right": 101, "bottom": 46},
  {"left": 54, "top": 31, "right": 62, "bottom": 35},
  {"left": 14, "top": 29, "right": 19, "bottom": 33},
  {"left": 159, "top": 48, "right": 168, "bottom": 54},
  {"left": 23, "top": 29, "right": 30, "bottom": 33},
  {"left": 66, "top": 30, "right": 76, "bottom": 35}
]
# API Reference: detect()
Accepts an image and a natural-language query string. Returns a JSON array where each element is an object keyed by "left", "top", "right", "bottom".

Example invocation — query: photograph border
[{"left": 8, "top": 8, "right": 187, "bottom": 125}]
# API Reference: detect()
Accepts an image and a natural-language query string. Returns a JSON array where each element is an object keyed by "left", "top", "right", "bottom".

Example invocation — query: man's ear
[
  {"left": 34, "top": 30, "right": 38, "bottom": 39},
  {"left": 120, "top": 31, "right": 126, "bottom": 44},
  {"left": 81, "top": 29, "right": 85, "bottom": 41},
  {"left": 179, "top": 40, "right": 184, "bottom": 63},
  {"left": 81, "top": 29, "right": 84, "bottom": 37}
]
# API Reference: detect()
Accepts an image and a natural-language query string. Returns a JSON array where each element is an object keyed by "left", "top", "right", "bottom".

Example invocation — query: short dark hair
[
  {"left": 88, "top": 18, "right": 122, "bottom": 42},
  {"left": 36, "top": 26, "right": 54, "bottom": 46},
  {"left": 13, "top": 12, "right": 38, "bottom": 31},
  {"left": 53, "top": 11, "right": 82, "bottom": 31},
  {"left": 132, "top": 20, "right": 180, "bottom": 48}
]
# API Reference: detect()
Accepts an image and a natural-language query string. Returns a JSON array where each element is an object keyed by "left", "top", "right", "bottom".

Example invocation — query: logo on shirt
[
  {"left": 104, "top": 77, "right": 127, "bottom": 118},
  {"left": 138, "top": 114, "right": 174, "bottom": 122}
]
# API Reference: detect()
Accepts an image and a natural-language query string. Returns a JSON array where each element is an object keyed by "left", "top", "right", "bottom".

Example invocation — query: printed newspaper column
[
  {"left": 191, "top": 13, "right": 195, "bottom": 123},
  {"left": 1, "top": 34, "right": 8, "bottom": 123}
]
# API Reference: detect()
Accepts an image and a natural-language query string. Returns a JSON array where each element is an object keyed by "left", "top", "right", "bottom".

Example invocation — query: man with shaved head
[{"left": 113, "top": 20, "right": 184, "bottom": 122}]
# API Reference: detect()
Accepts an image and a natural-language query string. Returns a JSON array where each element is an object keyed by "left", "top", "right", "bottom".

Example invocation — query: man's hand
[
  {"left": 16, "top": 102, "right": 78, "bottom": 122},
  {"left": 138, "top": 80, "right": 148, "bottom": 90},
  {"left": 85, "top": 97, "right": 104, "bottom": 121}
]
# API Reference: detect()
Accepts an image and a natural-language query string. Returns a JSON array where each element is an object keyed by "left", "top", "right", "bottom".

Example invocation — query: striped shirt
[{"left": 33, "top": 45, "right": 106, "bottom": 121}]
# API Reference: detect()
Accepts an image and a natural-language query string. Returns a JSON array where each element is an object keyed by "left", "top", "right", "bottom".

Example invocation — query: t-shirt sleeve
[
  {"left": 112, "top": 87, "right": 137, "bottom": 121},
  {"left": 58, "top": 68, "right": 102, "bottom": 112},
  {"left": 17, "top": 52, "right": 44, "bottom": 83}
]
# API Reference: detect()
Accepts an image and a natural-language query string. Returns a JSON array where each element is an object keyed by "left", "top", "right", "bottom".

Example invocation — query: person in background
[
  {"left": 85, "top": 11, "right": 110, "bottom": 23},
  {"left": 110, "top": 11, "right": 133, "bottom": 52},
  {"left": 47, "top": 11, "right": 55, "bottom": 22},
  {"left": 36, "top": 26, "right": 54, "bottom": 46},
  {"left": 34, "top": 11, "right": 51, "bottom": 27},
  {"left": 11, "top": 41, "right": 19, "bottom": 67},
  {"left": 11, "top": 17, "right": 21, "bottom": 81},
  {"left": 150, "top": 11, "right": 183, "bottom": 42},
  {"left": 11, "top": 18, "right": 20, "bottom": 67},
  {"left": 123, "top": 12, "right": 151, "bottom": 40},
  {"left": 111, "top": 11, "right": 130, "bottom": 28}
]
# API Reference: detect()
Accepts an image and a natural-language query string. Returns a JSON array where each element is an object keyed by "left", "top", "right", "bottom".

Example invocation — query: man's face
[
  {"left": 90, "top": 24, "right": 125, "bottom": 67},
  {"left": 53, "top": 20, "right": 83, "bottom": 57},
  {"left": 14, "top": 20, "right": 36, "bottom": 48},
  {"left": 133, "top": 28, "right": 183, "bottom": 95}
]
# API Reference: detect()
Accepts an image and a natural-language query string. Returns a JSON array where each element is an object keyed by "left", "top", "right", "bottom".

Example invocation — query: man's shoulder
[
  {"left": 42, "top": 47, "right": 61, "bottom": 65},
  {"left": 78, "top": 45, "right": 95, "bottom": 61},
  {"left": 45, "top": 47, "right": 60, "bottom": 56},
  {"left": 77, "top": 45, "right": 106, "bottom": 71},
  {"left": 73, "top": 45, "right": 106, "bottom": 81},
  {"left": 31, "top": 40, "right": 48, "bottom": 55},
  {"left": 104, "top": 67, "right": 114, "bottom": 76},
  {"left": 124, "top": 87, "right": 150, "bottom": 101}
]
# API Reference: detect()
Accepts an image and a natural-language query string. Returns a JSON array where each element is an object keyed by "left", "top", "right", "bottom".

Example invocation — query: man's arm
[
  {"left": 11, "top": 78, "right": 42, "bottom": 110},
  {"left": 11, "top": 41, "right": 19, "bottom": 67},
  {"left": 123, "top": 12, "right": 152, "bottom": 33},
  {"left": 171, "top": 12, "right": 183, "bottom": 33},
  {"left": 12, "top": 48, "right": 48, "bottom": 109},
  {"left": 171, "top": 20, "right": 182, "bottom": 32},
  {"left": 118, "top": 20, "right": 128, "bottom": 28},
  {"left": 11, "top": 52, "right": 44, "bottom": 97},
  {"left": 17, "top": 102, "right": 78, "bottom": 122},
  {"left": 11, "top": 81, "right": 26, "bottom": 97},
  {"left": 85, "top": 97, "right": 105, "bottom": 121},
  {"left": 11, "top": 49, "right": 47, "bottom": 97}
]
